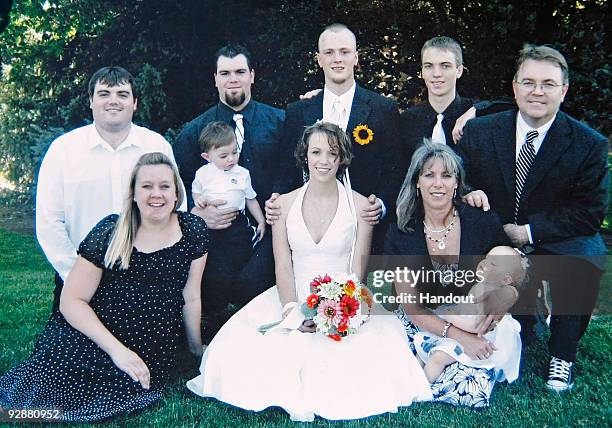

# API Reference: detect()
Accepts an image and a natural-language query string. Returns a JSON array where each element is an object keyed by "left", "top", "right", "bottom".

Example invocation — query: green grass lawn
[
  {"left": 604, "top": 154, "right": 612, "bottom": 232},
  {"left": 0, "top": 228, "right": 610, "bottom": 427}
]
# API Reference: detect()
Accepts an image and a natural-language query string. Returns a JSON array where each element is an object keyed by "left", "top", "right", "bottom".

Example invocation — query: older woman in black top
[{"left": 385, "top": 142, "right": 519, "bottom": 407}]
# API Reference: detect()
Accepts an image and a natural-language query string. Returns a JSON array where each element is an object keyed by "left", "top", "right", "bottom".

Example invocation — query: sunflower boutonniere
[{"left": 352, "top": 124, "right": 374, "bottom": 146}]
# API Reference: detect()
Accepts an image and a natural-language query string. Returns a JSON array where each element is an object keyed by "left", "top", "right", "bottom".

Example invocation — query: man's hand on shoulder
[
  {"left": 463, "top": 190, "right": 490, "bottom": 211},
  {"left": 191, "top": 199, "right": 237, "bottom": 230},
  {"left": 299, "top": 88, "right": 322, "bottom": 100},
  {"left": 265, "top": 193, "right": 282, "bottom": 225},
  {"left": 361, "top": 195, "right": 382, "bottom": 226}
]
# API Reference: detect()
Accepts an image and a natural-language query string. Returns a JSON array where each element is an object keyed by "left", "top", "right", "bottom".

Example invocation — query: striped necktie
[{"left": 514, "top": 129, "right": 538, "bottom": 222}]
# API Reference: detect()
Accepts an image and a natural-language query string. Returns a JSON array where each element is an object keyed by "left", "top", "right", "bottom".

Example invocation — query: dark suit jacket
[
  {"left": 401, "top": 94, "right": 474, "bottom": 164},
  {"left": 280, "top": 84, "right": 404, "bottom": 215},
  {"left": 173, "top": 100, "right": 286, "bottom": 209},
  {"left": 384, "top": 203, "right": 509, "bottom": 307},
  {"left": 459, "top": 110, "right": 609, "bottom": 266},
  {"left": 400, "top": 95, "right": 516, "bottom": 169}
]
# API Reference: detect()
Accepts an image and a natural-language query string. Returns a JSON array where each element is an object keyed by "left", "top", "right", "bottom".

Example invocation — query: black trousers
[
  {"left": 201, "top": 214, "right": 274, "bottom": 343},
  {"left": 512, "top": 249, "right": 602, "bottom": 362}
]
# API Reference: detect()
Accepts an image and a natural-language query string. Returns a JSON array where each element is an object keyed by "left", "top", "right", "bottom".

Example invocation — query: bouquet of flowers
[{"left": 301, "top": 273, "right": 373, "bottom": 341}]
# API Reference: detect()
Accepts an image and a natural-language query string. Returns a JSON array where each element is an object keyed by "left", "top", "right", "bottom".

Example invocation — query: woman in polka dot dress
[{"left": 0, "top": 153, "right": 209, "bottom": 422}]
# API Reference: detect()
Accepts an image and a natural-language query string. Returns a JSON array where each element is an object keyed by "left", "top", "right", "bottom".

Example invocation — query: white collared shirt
[
  {"left": 322, "top": 82, "right": 388, "bottom": 218},
  {"left": 515, "top": 112, "right": 555, "bottom": 161},
  {"left": 322, "top": 83, "right": 356, "bottom": 131},
  {"left": 36, "top": 123, "right": 186, "bottom": 280},
  {"left": 192, "top": 163, "right": 256, "bottom": 211},
  {"left": 514, "top": 112, "right": 556, "bottom": 243}
]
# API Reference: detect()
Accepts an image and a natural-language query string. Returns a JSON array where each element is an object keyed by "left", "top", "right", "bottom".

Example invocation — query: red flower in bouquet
[
  {"left": 339, "top": 295, "right": 360, "bottom": 318},
  {"left": 306, "top": 293, "right": 319, "bottom": 309},
  {"left": 304, "top": 273, "right": 370, "bottom": 341},
  {"left": 328, "top": 334, "right": 342, "bottom": 342}
]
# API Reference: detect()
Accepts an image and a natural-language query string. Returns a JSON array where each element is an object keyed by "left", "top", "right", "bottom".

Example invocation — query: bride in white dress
[{"left": 187, "top": 122, "right": 431, "bottom": 421}]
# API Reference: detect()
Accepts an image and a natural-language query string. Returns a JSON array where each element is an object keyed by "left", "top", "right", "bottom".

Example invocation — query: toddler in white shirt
[{"left": 192, "top": 122, "right": 265, "bottom": 243}]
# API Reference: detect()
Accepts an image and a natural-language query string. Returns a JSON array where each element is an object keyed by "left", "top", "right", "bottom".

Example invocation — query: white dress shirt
[
  {"left": 36, "top": 123, "right": 186, "bottom": 280},
  {"left": 192, "top": 163, "right": 256, "bottom": 211},
  {"left": 515, "top": 112, "right": 556, "bottom": 243},
  {"left": 322, "top": 82, "right": 388, "bottom": 218},
  {"left": 322, "top": 83, "right": 356, "bottom": 132}
]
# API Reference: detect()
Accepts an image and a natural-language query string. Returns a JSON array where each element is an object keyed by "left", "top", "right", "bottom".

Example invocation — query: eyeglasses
[{"left": 514, "top": 80, "right": 565, "bottom": 93}]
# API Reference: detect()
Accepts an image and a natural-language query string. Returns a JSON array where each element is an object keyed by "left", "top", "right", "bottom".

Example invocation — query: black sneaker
[{"left": 546, "top": 356, "right": 574, "bottom": 392}]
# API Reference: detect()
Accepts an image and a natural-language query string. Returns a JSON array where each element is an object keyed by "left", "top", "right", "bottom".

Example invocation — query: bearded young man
[{"left": 173, "top": 44, "right": 286, "bottom": 342}]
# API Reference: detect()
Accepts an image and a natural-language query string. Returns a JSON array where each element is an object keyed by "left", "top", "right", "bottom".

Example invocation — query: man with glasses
[{"left": 459, "top": 44, "right": 608, "bottom": 393}]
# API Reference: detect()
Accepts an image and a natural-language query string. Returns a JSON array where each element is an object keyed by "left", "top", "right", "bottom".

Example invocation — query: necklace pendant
[{"left": 437, "top": 241, "right": 446, "bottom": 250}]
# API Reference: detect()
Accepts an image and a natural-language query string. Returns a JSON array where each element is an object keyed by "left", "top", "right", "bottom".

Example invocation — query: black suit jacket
[
  {"left": 459, "top": 109, "right": 609, "bottom": 263},
  {"left": 401, "top": 94, "right": 474, "bottom": 164},
  {"left": 173, "top": 100, "right": 286, "bottom": 209},
  {"left": 280, "top": 84, "right": 403, "bottom": 215},
  {"left": 384, "top": 203, "right": 509, "bottom": 307},
  {"left": 400, "top": 95, "right": 516, "bottom": 169}
]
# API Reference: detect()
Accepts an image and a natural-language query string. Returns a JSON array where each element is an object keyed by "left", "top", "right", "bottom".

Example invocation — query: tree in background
[{"left": 0, "top": 0, "right": 609, "bottom": 194}]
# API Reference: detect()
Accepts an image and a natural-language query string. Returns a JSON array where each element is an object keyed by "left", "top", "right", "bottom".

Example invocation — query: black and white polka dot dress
[{"left": 0, "top": 212, "right": 209, "bottom": 422}]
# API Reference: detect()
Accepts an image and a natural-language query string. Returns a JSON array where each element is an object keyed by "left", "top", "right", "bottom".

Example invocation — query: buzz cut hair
[
  {"left": 318, "top": 23, "right": 357, "bottom": 51},
  {"left": 421, "top": 36, "right": 463, "bottom": 66}
]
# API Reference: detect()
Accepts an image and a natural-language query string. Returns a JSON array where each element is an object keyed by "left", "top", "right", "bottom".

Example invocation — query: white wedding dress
[{"left": 187, "top": 180, "right": 432, "bottom": 421}]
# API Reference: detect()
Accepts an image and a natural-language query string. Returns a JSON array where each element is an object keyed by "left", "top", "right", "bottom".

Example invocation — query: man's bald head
[{"left": 318, "top": 23, "right": 357, "bottom": 52}]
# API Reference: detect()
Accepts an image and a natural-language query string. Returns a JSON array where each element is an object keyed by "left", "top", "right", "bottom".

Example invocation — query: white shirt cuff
[
  {"left": 525, "top": 224, "right": 534, "bottom": 244},
  {"left": 378, "top": 198, "right": 387, "bottom": 219}
]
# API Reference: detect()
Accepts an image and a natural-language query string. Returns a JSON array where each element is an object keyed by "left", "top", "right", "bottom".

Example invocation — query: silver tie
[
  {"left": 233, "top": 113, "right": 244, "bottom": 153},
  {"left": 329, "top": 98, "right": 346, "bottom": 131},
  {"left": 431, "top": 113, "right": 446, "bottom": 145}
]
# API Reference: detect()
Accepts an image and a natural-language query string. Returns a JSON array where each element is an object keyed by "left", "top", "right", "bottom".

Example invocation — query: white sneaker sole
[{"left": 546, "top": 380, "right": 574, "bottom": 392}]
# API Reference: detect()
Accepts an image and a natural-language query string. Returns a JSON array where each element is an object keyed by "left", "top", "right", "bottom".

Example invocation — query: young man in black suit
[
  {"left": 267, "top": 23, "right": 403, "bottom": 252},
  {"left": 459, "top": 45, "right": 609, "bottom": 392},
  {"left": 401, "top": 36, "right": 513, "bottom": 166}
]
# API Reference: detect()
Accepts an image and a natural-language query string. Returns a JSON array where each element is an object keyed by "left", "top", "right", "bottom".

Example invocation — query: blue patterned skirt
[{"left": 395, "top": 308, "right": 495, "bottom": 408}]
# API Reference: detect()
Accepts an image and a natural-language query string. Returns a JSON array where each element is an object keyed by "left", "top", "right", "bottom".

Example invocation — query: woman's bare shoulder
[
  {"left": 351, "top": 190, "right": 368, "bottom": 208},
  {"left": 277, "top": 189, "right": 301, "bottom": 216}
]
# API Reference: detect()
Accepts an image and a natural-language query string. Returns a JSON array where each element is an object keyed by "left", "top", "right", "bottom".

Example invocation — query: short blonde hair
[{"left": 422, "top": 36, "right": 463, "bottom": 66}]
